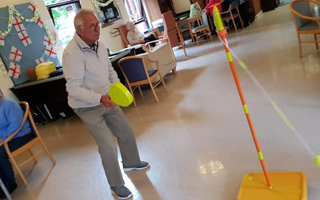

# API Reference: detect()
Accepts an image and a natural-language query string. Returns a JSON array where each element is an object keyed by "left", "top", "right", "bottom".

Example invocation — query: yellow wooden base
[{"left": 237, "top": 172, "right": 307, "bottom": 200}]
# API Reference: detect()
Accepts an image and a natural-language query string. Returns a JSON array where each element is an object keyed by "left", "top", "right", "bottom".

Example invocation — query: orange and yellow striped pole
[{"left": 211, "top": 5, "right": 273, "bottom": 189}]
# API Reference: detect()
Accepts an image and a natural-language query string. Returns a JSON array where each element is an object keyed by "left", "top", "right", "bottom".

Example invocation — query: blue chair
[
  {"left": 3, "top": 101, "right": 56, "bottom": 186},
  {"left": 190, "top": 10, "right": 213, "bottom": 45},
  {"left": 118, "top": 56, "right": 167, "bottom": 106},
  {"left": 290, "top": 0, "right": 320, "bottom": 58}
]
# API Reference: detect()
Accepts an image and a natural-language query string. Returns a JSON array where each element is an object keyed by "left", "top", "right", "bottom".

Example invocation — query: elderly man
[
  {"left": 0, "top": 96, "right": 33, "bottom": 199},
  {"left": 62, "top": 9, "right": 149, "bottom": 199}
]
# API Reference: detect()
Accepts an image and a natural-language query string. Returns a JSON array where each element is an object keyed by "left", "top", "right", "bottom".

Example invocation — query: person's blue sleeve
[{"left": 1, "top": 103, "right": 24, "bottom": 141}]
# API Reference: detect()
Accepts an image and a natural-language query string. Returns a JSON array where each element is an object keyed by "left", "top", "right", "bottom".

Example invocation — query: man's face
[{"left": 77, "top": 14, "right": 100, "bottom": 46}]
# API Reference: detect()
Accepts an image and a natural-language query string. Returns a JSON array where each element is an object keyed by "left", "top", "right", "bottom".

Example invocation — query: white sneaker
[{"left": 123, "top": 161, "right": 150, "bottom": 172}]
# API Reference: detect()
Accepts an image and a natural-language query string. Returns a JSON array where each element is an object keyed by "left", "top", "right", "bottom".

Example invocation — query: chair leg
[
  {"left": 314, "top": 34, "right": 319, "bottom": 49},
  {"left": 9, "top": 155, "right": 28, "bottom": 186},
  {"left": 161, "top": 78, "right": 167, "bottom": 93},
  {"left": 188, "top": 22, "right": 194, "bottom": 42},
  {"left": 168, "top": 41, "right": 177, "bottom": 60},
  {"left": 138, "top": 85, "right": 144, "bottom": 98},
  {"left": 238, "top": 9, "right": 244, "bottom": 29},
  {"left": 231, "top": 17, "right": 237, "bottom": 32},
  {"left": 39, "top": 140, "right": 56, "bottom": 165},
  {"left": 158, "top": 73, "right": 167, "bottom": 93},
  {"left": 209, "top": 30, "right": 213, "bottom": 42},
  {"left": 33, "top": 135, "right": 56, "bottom": 165},
  {"left": 195, "top": 33, "right": 199, "bottom": 45},
  {"left": 182, "top": 44, "right": 187, "bottom": 56},
  {"left": 298, "top": 34, "right": 303, "bottom": 58},
  {"left": 28, "top": 149, "right": 37, "bottom": 163},
  {"left": 130, "top": 86, "right": 136, "bottom": 107},
  {"left": 149, "top": 83, "right": 159, "bottom": 103},
  {"left": 172, "top": 67, "right": 177, "bottom": 74}
]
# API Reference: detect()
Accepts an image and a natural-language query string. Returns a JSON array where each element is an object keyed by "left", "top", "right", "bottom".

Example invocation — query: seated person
[
  {"left": 0, "top": 96, "right": 34, "bottom": 198},
  {"left": 126, "top": 22, "right": 159, "bottom": 48}
]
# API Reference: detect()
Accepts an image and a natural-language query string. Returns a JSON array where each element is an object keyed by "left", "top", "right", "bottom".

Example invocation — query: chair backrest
[
  {"left": 190, "top": 0, "right": 204, "bottom": 9},
  {"left": 18, "top": 103, "right": 37, "bottom": 137},
  {"left": 230, "top": 1, "right": 239, "bottom": 10},
  {"left": 4, "top": 101, "right": 31, "bottom": 142},
  {"left": 118, "top": 57, "right": 149, "bottom": 83},
  {"left": 118, "top": 24, "right": 130, "bottom": 47},
  {"left": 291, "top": 1, "right": 312, "bottom": 29},
  {"left": 190, "top": 2, "right": 202, "bottom": 18},
  {"left": 201, "top": 11, "right": 208, "bottom": 26},
  {"left": 161, "top": 11, "right": 180, "bottom": 47}
]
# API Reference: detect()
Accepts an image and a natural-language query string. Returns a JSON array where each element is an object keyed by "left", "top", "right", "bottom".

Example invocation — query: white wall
[
  {"left": 81, "top": 0, "right": 130, "bottom": 52},
  {"left": 172, "top": 0, "right": 191, "bottom": 14},
  {"left": 0, "top": 0, "right": 130, "bottom": 100}
]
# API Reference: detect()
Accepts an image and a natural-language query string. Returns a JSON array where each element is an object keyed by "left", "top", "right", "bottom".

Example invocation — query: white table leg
[{"left": 0, "top": 178, "right": 11, "bottom": 200}]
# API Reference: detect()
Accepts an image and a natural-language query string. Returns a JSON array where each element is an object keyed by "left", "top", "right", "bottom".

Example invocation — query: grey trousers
[{"left": 74, "top": 104, "right": 141, "bottom": 186}]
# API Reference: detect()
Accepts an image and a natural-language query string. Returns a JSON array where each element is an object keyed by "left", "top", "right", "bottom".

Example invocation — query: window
[
  {"left": 44, "top": 0, "right": 81, "bottom": 48},
  {"left": 124, "top": 0, "right": 144, "bottom": 22},
  {"left": 124, "top": 0, "right": 150, "bottom": 32}
]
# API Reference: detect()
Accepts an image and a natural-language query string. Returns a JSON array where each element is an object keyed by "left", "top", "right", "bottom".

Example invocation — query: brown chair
[
  {"left": 3, "top": 101, "right": 56, "bottom": 186},
  {"left": 118, "top": 56, "right": 167, "bottom": 106},
  {"left": 220, "top": 1, "right": 244, "bottom": 32},
  {"left": 188, "top": 10, "right": 213, "bottom": 45},
  {"left": 176, "top": 18, "right": 190, "bottom": 43},
  {"left": 118, "top": 24, "right": 130, "bottom": 48},
  {"left": 289, "top": 0, "right": 320, "bottom": 58},
  {"left": 190, "top": 0, "right": 205, "bottom": 9},
  {"left": 161, "top": 11, "right": 187, "bottom": 59}
]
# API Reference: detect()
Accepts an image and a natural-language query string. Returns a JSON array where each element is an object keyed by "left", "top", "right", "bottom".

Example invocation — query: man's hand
[
  {"left": 101, "top": 95, "right": 115, "bottom": 107},
  {"left": 140, "top": 39, "right": 145, "bottom": 44}
]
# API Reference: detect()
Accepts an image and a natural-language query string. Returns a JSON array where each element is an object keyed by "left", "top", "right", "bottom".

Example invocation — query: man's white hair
[
  {"left": 126, "top": 21, "right": 134, "bottom": 31},
  {"left": 74, "top": 9, "right": 96, "bottom": 29}
]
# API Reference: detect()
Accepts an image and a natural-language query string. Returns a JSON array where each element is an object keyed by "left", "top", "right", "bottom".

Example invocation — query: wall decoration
[
  {"left": 92, "top": 0, "right": 122, "bottom": 27},
  {"left": 0, "top": 2, "right": 60, "bottom": 85},
  {"left": 8, "top": 63, "right": 21, "bottom": 79},
  {"left": 0, "top": 57, "right": 7, "bottom": 75},
  {"left": 18, "top": 30, "right": 32, "bottom": 46},
  {"left": 0, "top": 36, "right": 4, "bottom": 46},
  {"left": 35, "top": 57, "right": 44, "bottom": 65},
  {"left": 9, "top": 46, "right": 22, "bottom": 62},
  {"left": 109, "top": 27, "right": 120, "bottom": 38},
  {"left": 13, "top": 16, "right": 25, "bottom": 32}
]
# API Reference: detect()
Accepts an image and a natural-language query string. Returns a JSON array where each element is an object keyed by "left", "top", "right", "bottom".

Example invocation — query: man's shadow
[{"left": 124, "top": 168, "right": 161, "bottom": 200}]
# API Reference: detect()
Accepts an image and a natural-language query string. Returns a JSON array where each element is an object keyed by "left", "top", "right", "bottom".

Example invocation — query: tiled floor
[{"left": 10, "top": 5, "right": 320, "bottom": 200}]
